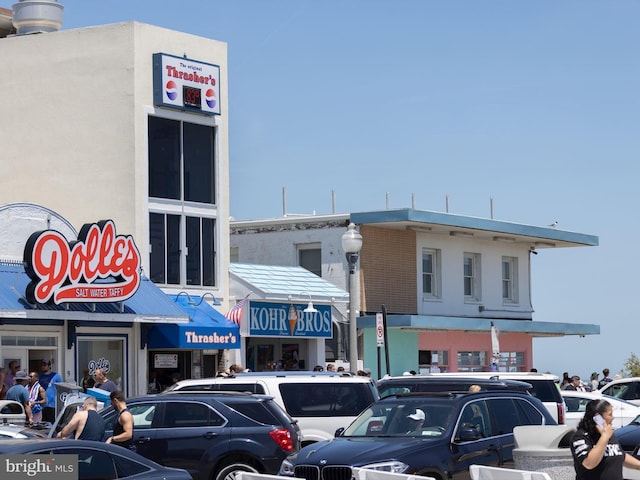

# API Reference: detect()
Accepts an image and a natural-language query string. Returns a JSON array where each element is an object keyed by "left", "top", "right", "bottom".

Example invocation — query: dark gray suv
[{"left": 99, "top": 392, "right": 301, "bottom": 480}]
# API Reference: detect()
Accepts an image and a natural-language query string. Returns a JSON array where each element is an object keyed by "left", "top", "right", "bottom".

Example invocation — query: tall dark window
[
  {"left": 149, "top": 213, "right": 180, "bottom": 284},
  {"left": 184, "top": 123, "right": 215, "bottom": 203},
  {"left": 148, "top": 117, "right": 216, "bottom": 205},
  {"left": 148, "top": 115, "right": 217, "bottom": 287},
  {"left": 148, "top": 117, "right": 181, "bottom": 200},
  {"left": 186, "top": 217, "right": 216, "bottom": 286}
]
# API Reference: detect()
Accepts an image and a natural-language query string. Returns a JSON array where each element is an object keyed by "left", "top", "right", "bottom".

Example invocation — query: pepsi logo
[
  {"left": 165, "top": 81, "right": 178, "bottom": 101},
  {"left": 205, "top": 88, "right": 216, "bottom": 109}
]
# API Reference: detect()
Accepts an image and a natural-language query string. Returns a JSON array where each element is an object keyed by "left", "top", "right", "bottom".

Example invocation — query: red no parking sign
[{"left": 376, "top": 312, "right": 384, "bottom": 346}]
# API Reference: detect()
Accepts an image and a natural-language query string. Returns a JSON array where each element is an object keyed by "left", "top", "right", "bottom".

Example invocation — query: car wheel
[{"left": 215, "top": 462, "right": 259, "bottom": 480}]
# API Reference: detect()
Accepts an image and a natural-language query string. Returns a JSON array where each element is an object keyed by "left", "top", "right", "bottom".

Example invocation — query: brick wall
[{"left": 360, "top": 226, "right": 417, "bottom": 314}]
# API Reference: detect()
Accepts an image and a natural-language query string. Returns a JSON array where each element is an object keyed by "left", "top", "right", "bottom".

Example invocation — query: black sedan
[{"left": 0, "top": 439, "right": 192, "bottom": 480}]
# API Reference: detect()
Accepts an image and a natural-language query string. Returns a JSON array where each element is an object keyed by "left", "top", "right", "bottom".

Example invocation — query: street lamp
[{"left": 341, "top": 223, "right": 363, "bottom": 372}]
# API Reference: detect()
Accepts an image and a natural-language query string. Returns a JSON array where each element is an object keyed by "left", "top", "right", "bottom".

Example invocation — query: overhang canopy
[
  {"left": 358, "top": 314, "right": 600, "bottom": 337},
  {"left": 146, "top": 295, "right": 240, "bottom": 349},
  {"left": 0, "top": 262, "right": 188, "bottom": 323}
]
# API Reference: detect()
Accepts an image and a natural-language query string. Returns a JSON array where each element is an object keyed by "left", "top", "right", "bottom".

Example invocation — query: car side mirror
[
  {"left": 456, "top": 426, "right": 482, "bottom": 442},
  {"left": 334, "top": 427, "right": 345, "bottom": 437}
]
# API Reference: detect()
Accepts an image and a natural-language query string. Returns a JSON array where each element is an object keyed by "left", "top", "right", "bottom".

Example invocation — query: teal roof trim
[
  {"left": 229, "top": 263, "right": 348, "bottom": 300},
  {"left": 357, "top": 314, "right": 600, "bottom": 337},
  {"left": 351, "top": 209, "right": 598, "bottom": 246}
]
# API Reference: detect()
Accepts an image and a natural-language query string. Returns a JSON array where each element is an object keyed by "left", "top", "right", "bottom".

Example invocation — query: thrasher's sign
[{"left": 23, "top": 220, "right": 141, "bottom": 305}]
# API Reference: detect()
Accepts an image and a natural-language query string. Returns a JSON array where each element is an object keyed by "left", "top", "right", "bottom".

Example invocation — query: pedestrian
[
  {"left": 4, "top": 360, "right": 20, "bottom": 391},
  {"left": 599, "top": 368, "right": 613, "bottom": 389},
  {"left": 337, "top": 366, "right": 345, "bottom": 372},
  {"left": 0, "top": 368, "right": 7, "bottom": 400},
  {"left": 570, "top": 398, "right": 640, "bottom": 480},
  {"left": 147, "top": 370, "right": 162, "bottom": 394},
  {"left": 38, "top": 359, "right": 62, "bottom": 423},
  {"left": 564, "top": 375, "right": 585, "bottom": 391},
  {"left": 590, "top": 372, "right": 600, "bottom": 392},
  {"left": 28, "top": 372, "right": 46, "bottom": 423},
  {"left": 229, "top": 364, "right": 244, "bottom": 374},
  {"left": 326, "top": 364, "right": 335, "bottom": 372},
  {"left": 93, "top": 369, "right": 118, "bottom": 392},
  {"left": 57, "top": 396, "right": 106, "bottom": 441},
  {"left": 80, "top": 368, "right": 95, "bottom": 393},
  {"left": 561, "top": 372, "right": 571, "bottom": 388},
  {"left": 313, "top": 365, "right": 324, "bottom": 372},
  {"left": 105, "top": 390, "right": 135, "bottom": 450},
  {"left": 6, "top": 371, "right": 34, "bottom": 424}
]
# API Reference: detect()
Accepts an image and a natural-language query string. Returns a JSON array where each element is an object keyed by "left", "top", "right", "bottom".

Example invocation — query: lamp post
[{"left": 341, "top": 223, "right": 363, "bottom": 372}]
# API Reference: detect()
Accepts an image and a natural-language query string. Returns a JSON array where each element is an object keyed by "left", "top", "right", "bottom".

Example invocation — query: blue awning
[
  {"left": 147, "top": 295, "right": 240, "bottom": 349},
  {"left": 0, "top": 262, "right": 188, "bottom": 323}
]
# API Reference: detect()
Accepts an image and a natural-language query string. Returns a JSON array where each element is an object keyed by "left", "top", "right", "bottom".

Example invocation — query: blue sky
[{"left": 52, "top": 0, "right": 639, "bottom": 380}]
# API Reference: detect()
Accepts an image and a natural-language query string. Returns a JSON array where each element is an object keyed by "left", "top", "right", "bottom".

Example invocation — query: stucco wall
[{"left": 0, "top": 22, "right": 230, "bottom": 298}]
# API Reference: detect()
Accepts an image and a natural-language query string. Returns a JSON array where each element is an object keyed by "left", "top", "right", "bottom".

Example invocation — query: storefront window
[{"left": 77, "top": 336, "right": 126, "bottom": 393}]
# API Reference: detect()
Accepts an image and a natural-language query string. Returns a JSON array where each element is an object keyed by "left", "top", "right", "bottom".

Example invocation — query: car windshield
[{"left": 342, "top": 399, "right": 455, "bottom": 438}]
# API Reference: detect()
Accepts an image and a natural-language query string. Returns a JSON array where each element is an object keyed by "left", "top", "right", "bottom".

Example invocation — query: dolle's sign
[{"left": 24, "top": 220, "right": 141, "bottom": 305}]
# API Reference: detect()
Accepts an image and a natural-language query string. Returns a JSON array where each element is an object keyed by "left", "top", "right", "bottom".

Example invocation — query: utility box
[
  {"left": 513, "top": 425, "right": 575, "bottom": 480},
  {"left": 54, "top": 382, "right": 83, "bottom": 417}
]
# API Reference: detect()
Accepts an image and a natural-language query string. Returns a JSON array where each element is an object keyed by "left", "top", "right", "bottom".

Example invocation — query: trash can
[
  {"left": 54, "top": 382, "right": 83, "bottom": 417},
  {"left": 513, "top": 425, "right": 575, "bottom": 480}
]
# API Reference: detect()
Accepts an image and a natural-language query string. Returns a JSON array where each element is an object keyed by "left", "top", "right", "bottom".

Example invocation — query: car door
[
  {"left": 488, "top": 397, "right": 546, "bottom": 467},
  {"left": 102, "top": 401, "right": 160, "bottom": 460},
  {"left": 450, "top": 400, "right": 501, "bottom": 480},
  {"left": 147, "top": 400, "right": 230, "bottom": 476}
]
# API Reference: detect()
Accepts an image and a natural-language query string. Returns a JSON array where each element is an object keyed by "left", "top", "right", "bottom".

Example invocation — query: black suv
[
  {"left": 279, "top": 390, "right": 556, "bottom": 480},
  {"left": 376, "top": 376, "right": 533, "bottom": 398},
  {"left": 99, "top": 392, "right": 301, "bottom": 480}
]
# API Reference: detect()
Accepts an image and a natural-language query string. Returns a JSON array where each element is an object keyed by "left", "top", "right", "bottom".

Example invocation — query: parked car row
[{"left": 8, "top": 370, "right": 640, "bottom": 480}]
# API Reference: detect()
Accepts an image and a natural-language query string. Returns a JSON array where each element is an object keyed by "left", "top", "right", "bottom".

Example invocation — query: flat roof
[{"left": 351, "top": 209, "right": 598, "bottom": 248}]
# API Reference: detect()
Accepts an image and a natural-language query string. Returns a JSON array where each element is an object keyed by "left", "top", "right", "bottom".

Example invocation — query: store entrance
[{"left": 147, "top": 350, "right": 192, "bottom": 393}]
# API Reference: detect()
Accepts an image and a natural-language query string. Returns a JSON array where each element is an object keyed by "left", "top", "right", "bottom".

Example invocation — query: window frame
[
  {"left": 297, "top": 244, "right": 322, "bottom": 277},
  {"left": 501, "top": 256, "right": 518, "bottom": 304},
  {"left": 147, "top": 114, "right": 219, "bottom": 288},
  {"left": 457, "top": 351, "right": 487, "bottom": 372},
  {"left": 422, "top": 248, "right": 441, "bottom": 300},
  {"left": 463, "top": 252, "right": 481, "bottom": 302}
]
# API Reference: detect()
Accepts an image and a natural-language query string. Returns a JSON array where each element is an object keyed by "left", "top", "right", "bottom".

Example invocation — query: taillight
[
  {"left": 269, "top": 428, "right": 294, "bottom": 452},
  {"left": 557, "top": 403, "right": 565, "bottom": 425}
]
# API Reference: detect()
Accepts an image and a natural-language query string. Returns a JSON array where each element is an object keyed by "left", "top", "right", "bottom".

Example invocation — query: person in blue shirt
[
  {"left": 39, "top": 359, "right": 62, "bottom": 423},
  {"left": 6, "top": 370, "right": 34, "bottom": 424}
]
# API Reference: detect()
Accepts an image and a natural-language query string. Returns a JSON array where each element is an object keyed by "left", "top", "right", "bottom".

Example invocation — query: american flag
[{"left": 225, "top": 293, "right": 250, "bottom": 326}]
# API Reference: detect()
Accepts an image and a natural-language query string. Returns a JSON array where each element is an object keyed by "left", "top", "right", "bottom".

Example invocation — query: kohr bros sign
[{"left": 248, "top": 301, "right": 332, "bottom": 338}]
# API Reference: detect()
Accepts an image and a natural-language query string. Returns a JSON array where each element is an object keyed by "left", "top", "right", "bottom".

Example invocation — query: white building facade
[
  {"left": 231, "top": 210, "right": 600, "bottom": 377},
  {"left": 0, "top": 16, "right": 237, "bottom": 395}
]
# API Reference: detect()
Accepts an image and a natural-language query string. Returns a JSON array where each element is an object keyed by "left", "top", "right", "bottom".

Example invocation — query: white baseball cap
[{"left": 408, "top": 409, "right": 425, "bottom": 421}]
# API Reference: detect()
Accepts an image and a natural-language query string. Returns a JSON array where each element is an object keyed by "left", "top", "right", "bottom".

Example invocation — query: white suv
[
  {"left": 421, "top": 372, "right": 565, "bottom": 424},
  {"left": 598, "top": 377, "right": 640, "bottom": 405},
  {"left": 165, "top": 372, "right": 379, "bottom": 445}
]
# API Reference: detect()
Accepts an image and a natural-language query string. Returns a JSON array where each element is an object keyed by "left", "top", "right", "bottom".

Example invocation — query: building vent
[{"left": 12, "top": 0, "right": 63, "bottom": 35}]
